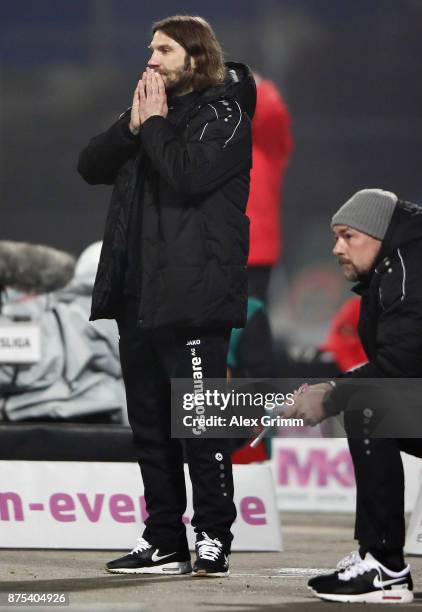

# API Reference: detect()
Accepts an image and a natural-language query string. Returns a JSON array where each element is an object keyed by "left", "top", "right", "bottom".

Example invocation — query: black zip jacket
[
  {"left": 325, "top": 200, "right": 422, "bottom": 414},
  {"left": 77, "top": 62, "right": 256, "bottom": 329}
]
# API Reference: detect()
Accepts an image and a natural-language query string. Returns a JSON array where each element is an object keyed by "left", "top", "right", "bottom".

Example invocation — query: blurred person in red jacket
[
  {"left": 320, "top": 297, "right": 368, "bottom": 373},
  {"left": 247, "top": 75, "right": 293, "bottom": 302}
]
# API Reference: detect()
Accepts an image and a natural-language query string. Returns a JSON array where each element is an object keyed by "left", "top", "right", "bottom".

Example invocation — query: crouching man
[{"left": 285, "top": 189, "right": 422, "bottom": 603}]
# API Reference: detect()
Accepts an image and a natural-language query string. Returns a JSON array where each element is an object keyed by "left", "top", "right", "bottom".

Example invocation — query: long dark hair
[{"left": 152, "top": 15, "right": 226, "bottom": 91}]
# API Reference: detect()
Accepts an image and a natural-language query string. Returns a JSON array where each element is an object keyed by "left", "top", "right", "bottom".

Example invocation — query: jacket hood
[
  {"left": 353, "top": 199, "right": 422, "bottom": 293},
  {"left": 377, "top": 199, "right": 422, "bottom": 261},
  {"left": 199, "top": 61, "right": 257, "bottom": 119}
]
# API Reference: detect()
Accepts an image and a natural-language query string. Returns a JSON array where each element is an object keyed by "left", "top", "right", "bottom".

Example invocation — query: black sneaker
[
  {"left": 106, "top": 536, "right": 192, "bottom": 575},
  {"left": 192, "top": 532, "right": 229, "bottom": 577},
  {"left": 308, "top": 550, "right": 362, "bottom": 591},
  {"left": 309, "top": 552, "right": 413, "bottom": 604}
]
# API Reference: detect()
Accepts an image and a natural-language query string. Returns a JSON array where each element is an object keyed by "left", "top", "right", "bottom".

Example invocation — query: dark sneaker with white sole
[
  {"left": 192, "top": 532, "right": 229, "bottom": 577},
  {"left": 309, "top": 552, "right": 413, "bottom": 604},
  {"left": 106, "top": 536, "right": 191, "bottom": 575}
]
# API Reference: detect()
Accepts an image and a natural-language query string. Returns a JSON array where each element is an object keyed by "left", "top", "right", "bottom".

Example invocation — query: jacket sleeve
[
  {"left": 139, "top": 100, "right": 252, "bottom": 195},
  {"left": 77, "top": 111, "right": 139, "bottom": 185},
  {"left": 324, "top": 246, "right": 422, "bottom": 414}
]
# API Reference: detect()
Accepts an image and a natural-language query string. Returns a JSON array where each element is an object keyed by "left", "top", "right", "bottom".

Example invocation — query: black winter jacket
[
  {"left": 326, "top": 200, "right": 422, "bottom": 413},
  {"left": 78, "top": 63, "right": 256, "bottom": 329}
]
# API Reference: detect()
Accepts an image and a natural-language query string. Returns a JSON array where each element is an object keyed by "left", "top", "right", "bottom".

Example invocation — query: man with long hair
[{"left": 78, "top": 15, "right": 256, "bottom": 577}]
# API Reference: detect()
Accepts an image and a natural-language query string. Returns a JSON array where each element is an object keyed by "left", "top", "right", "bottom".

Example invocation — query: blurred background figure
[
  {"left": 227, "top": 295, "right": 277, "bottom": 464},
  {"left": 282, "top": 296, "right": 367, "bottom": 378},
  {"left": 0, "top": 241, "right": 125, "bottom": 423},
  {"left": 319, "top": 296, "right": 367, "bottom": 373},
  {"left": 227, "top": 296, "right": 277, "bottom": 380},
  {"left": 247, "top": 74, "right": 293, "bottom": 303}
]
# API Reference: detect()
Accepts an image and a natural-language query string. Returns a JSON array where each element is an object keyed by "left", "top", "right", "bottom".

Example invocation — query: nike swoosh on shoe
[
  {"left": 151, "top": 550, "right": 176, "bottom": 563},
  {"left": 373, "top": 575, "right": 407, "bottom": 589}
]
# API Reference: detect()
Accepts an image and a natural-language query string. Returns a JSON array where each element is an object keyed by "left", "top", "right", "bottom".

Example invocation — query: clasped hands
[
  {"left": 282, "top": 382, "right": 333, "bottom": 426},
  {"left": 129, "top": 68, "right": 168, "bottom": 135}
]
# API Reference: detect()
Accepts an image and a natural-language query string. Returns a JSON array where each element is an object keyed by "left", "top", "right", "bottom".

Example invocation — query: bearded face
[
  {"left": 332, "top": 225, "right": 382, "bottom": 281},
  {"left": 147, "top": 30, "right": 195, "bottom": 96}
]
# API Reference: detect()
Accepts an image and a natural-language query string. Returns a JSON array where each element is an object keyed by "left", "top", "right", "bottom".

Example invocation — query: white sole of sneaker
[
  {"left": 106, "top": 561, "right": 192, "bottom": 575},
  {"left": 314, "top": 588, "right": 414, "bottom": 604},
  {"left": 191, "top": 570, "right": 230, "bottom": 578}
]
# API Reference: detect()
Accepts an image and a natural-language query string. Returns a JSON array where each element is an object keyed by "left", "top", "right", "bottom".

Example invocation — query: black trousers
[
  {"left": 345, "top": 392, "right": 422, "bottom": 552},
  {"left": 118, "top": 300, "right": 236, "bottom": 555}
]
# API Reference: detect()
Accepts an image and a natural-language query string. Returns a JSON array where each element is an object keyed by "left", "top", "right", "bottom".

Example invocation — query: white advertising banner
[
  {"left": 270, "top": 438, "right": 421, "bottom": 513},
  {"left": 405, "top": 485, "right": 422, "bottom": 555},
  {"left": 0, "top": 461, "right": 281, "bottom": 551}
]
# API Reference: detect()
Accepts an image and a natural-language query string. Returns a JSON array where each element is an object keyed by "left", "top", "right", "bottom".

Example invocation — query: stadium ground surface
[{"left": 1, "top": 512, "right": 421, "bottom": 611}]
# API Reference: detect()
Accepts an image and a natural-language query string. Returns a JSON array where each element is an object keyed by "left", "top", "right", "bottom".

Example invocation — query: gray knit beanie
[{"left": 331, "top": 189, "right": 398, "bottom": 240}]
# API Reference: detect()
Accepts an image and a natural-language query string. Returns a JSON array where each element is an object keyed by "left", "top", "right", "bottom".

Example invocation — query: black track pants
[
  {"left": 118, "top": 303, "right": 236, "bottom": 554},
  {"left": 345, "top": 400, "right": 422, "bottom": 551}
]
